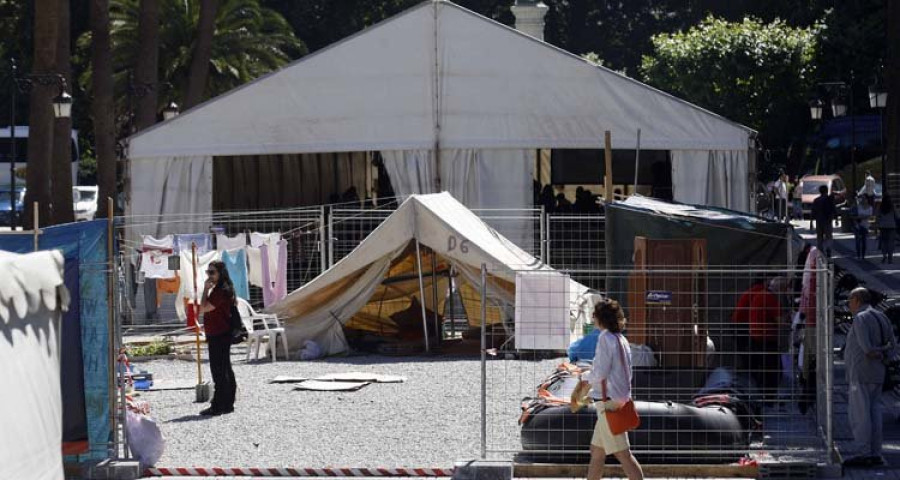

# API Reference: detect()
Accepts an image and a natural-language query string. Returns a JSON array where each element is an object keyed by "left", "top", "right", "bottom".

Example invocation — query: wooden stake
[
  {"left": 106, "top": 198, "right": 116, "bottom": 443},
  {"left": 604, "top": 131, "right": 613, "bottom": 202},
  {"left": 192, "top": 242, "right": 203, "bottom": 384},
  {"left": 32, "top": 202, "right": 39, "bottom": 251}
]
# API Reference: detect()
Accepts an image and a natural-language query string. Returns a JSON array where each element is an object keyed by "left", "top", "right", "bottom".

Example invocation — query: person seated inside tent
[{"left": 389, "top": 297, "right": 442, "bottom": 342}]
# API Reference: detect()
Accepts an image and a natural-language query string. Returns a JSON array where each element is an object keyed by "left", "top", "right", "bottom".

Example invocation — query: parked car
[
  {"left": 73, "top": 186, "right": 98, "bottom": 221},
  {"left": 798, "top": 175, "right": 847, "bottom": 217},
  {"left": 0, "top": 187, "right": 25, "bottom": 226}
]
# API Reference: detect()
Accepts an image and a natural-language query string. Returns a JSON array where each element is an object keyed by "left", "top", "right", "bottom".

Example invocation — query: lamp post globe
[
  {"left": 869, "top": 84, "right": 888, "bottom": 109},
  {"left": 52, "top": 90, "right": 72, "bottom": 118},
  {"left": 162, "top": 101, "right": 180, "bottom": 121},
  {"left": 831, "top": 96, "right": 848, "bottom": 117},
  {"left": 809, "top": 99, "right": 825, "bottom": 120}
]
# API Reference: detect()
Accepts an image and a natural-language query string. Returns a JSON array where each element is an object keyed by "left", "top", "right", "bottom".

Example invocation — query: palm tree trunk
[
  {"left": 183, "top": 0, "right": 219, "bottom": 109},
  {"left": 24, "top": 0, "right": 60, "bottom": 228},
  {"left": 52, "top": 0, "right": 74, "bottom": 225},
  {"left": 92, "top": 0, "right": 116, "bottom": 218},
  {"left": 134, "top": 0, "right": 159, "bottom": 131}
]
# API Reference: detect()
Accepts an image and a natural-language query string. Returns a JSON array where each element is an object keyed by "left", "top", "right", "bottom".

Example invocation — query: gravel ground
[{"left": 130, "top": 345, "right": 562, "bottom": 468}]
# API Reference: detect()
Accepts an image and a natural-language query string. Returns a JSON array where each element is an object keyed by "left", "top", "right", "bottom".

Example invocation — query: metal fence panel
[{"left": 481, "top": 264, "right": 832, "bottom": 466}]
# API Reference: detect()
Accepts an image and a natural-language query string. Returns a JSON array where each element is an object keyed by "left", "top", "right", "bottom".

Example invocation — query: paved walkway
[{"left": 794, "top": 221, "right": 900, "bottom": 479}]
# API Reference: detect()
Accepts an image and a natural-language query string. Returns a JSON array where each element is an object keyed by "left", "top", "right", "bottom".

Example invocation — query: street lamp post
[
  {"left": 7, "top": 63, "right": 72, "bottom": 230},
  {"left": 810, "top": 74, "right": 859, "bottom": 193},
  {"left": 869, "top": 77, "right": 888, "bottom": 182}
]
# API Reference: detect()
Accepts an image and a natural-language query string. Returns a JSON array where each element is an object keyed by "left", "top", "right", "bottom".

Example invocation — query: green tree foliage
[
  {"left": 262, "top": 0, "right": 513, "bottom": 54},
  {"left": 75, "top": 0, "right": 306, "bottom": 122},
  {"left": 641, "top": 16, "right": 820, "bottom": 170}
]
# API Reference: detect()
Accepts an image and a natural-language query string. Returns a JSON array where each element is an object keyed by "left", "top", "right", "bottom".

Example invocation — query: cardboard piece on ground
[
  {"left": 143, "top": 380, "right": 196, "bottom": 391},
  {"left": 315, "top": 372, "right": 406, "bottom": 383},
  {"left": 293, "top": 380, "right": 371, "bottom": 392},
  {"left": 270, "top": 372, "right": 406, "bottom": 384},
  {"left": 270, "top": 375, "right": 309, "bottom": 384}
]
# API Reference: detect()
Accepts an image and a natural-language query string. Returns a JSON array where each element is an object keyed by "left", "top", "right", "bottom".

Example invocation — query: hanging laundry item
[
  {"left": 174, "top": 250, "right": 220, "bottom": 322},
  {"left": 139, "top": 235, "right": 175, "bottom": 279},
  {"left": 247, "top": 246, "right": 263, "bottom": 288},
  {"left": 260, "top": 240, "right": 288, "bottom": 307},
  {"left": 174, "top": 233, "right": 212, "bottom": 255},
  {"left": 139, "top": 251, "right": 175, "bottom": 279},
  {"left": 250, "top": 232, "right": 281, "bottom": 248},
  {"left": 216, "top": 233, "right": 247, "bottom": 252},
  {"left": 155, "top": 275, "right": 181, "bottom": 308},
  {"left": 222, "top": 249, "right": 250, "bottom": 301},
  {"left": 142, "top": 235, "right": 174, "bottom": 250}
]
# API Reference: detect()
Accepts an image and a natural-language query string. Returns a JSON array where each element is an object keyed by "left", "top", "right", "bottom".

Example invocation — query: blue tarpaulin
[{"left": 0, "top": 220, "right": 110, "bottom": 460}]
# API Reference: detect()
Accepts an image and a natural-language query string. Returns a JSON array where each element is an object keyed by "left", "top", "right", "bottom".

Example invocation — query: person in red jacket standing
[
  {"left": 732, "top": 277, "right": 785, "bottom": 401},
  {"left": 199, "top": 261, "right": 237, "bottom": 416}
]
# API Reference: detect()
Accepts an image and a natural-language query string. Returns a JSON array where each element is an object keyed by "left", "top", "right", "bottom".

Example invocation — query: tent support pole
[
  {"left": 480, "top": 263, "right": 487, "bottom": 459},
  {"left": 633, "top": 129, "right": 641, "bottom": 193},
  {"left": 604, "top": 131, "right": 613, "bottom": 202},
  {"left": 415, "top": 239, "right": 430, "bottom": 352},
  {"left": 431, "top": 250, "right": 439, "bottom": 343}
]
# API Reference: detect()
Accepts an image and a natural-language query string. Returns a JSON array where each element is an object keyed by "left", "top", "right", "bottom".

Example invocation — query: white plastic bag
[
  {"left": 299, "top": 340, "right": 323, "bottom": 360},
  {"left": 126, "top": 410, "right": 165, "bottom": 468}
]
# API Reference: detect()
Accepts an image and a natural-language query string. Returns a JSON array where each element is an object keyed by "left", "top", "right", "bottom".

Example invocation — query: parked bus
[{"left": 0, "top": 126, "right": 81, "bottom": 187}]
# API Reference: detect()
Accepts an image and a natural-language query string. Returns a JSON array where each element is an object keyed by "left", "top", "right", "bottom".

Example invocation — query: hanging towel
[
  {"left": 260, "top": 240, "right": 288, "bottom": 307},
  {"left": 155, "top": 275, "right": 181, "bottom": 308},
  {"left": 141, "top": 235, "right": 174, "bottom": 250},
  {"left": 216, "top": 233, "right": 247, "bottom": 252},
  {"left": 247, "top": 246, "right": 263, "bottom": 288},
  {"left": 174, "top": 233, "right": 212, "bottom": 254},
  {"left": 250, "top": 232, "right": 281, "bottom": 248},
  {"left": 222, "top": 249, "right": 250, "bottom": 301},
  {"left": 174, "top": 250, "right": 220, "bottom": 321}
]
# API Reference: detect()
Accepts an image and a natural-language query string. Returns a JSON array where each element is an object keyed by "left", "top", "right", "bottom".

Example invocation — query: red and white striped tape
[{"left": 143, "top": 466, "right": 455, "bottom": 477}]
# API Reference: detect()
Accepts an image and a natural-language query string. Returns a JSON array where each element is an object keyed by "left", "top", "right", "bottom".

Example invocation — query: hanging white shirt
[
  {"left": 174, "top": 250, "right": 220, "bottom": 321},
  {"left": 250, "top": 232, "right": 280, "bottom": 248},
  {"left": 216, "top": 233, "right": 247, "bottom": 252}
]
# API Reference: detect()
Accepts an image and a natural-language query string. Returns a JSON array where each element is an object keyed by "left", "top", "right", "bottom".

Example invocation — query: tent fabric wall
[
  {"left": 129, "top": 156, "right": 213, "bottom": 239},
  {"left": 0, "top": 221, "right": 112, "bottom": 461},
  {"left": 382, "top": 148, "right": 535, "bottom": 246},
  {"left": 0, "top": 250, "right": 68, "bottom": 480},
  {"left": 671, "top": 150, "right": 749, "bottom": 211},
  {"left": 268, "top": 193, "right": 589, "bottom": 355}
]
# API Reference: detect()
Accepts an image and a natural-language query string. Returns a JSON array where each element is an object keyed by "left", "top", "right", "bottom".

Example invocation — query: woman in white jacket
[{"left": 578, "top": 299, "right": 644, "bottom": 480}]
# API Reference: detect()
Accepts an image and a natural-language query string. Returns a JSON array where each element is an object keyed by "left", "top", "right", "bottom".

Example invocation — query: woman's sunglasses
[{"left": 206, "top": 269, "right": 217, "bottom": 275}]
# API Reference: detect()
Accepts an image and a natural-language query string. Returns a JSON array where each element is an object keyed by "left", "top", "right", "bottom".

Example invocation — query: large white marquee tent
[{"left": 127, "top": 0, "right": 756, "bottom": 238}]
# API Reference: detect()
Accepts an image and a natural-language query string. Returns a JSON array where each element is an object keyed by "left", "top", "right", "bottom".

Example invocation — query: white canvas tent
[
  {"left": 267, "top": 192, "right": 592, "bottom": 355},
  {"left": 0, "top": 250, "right": 68, "bottom": 480},
  {"left": 127, "top": 0, "right": 755, "bottom": 240}
]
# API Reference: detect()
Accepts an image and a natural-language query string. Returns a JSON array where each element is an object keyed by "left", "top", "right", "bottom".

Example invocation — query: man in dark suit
[{"left": 811, "top": 185, "right": 835, "bottom": 257}]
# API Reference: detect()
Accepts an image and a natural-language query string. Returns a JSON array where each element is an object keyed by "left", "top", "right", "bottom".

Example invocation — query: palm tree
[
  {"left": 77, "top": 0, "right": 305, "bottom": 131},
  {"left": 52, "top": 0, "right": 74, "bottom": 224},
  {"left": 184, "top": 0, "right": 218, "bottom": 109},
  {"left": 24, "top": 0, "right": 60, "bottom": 227},
  {"left": 134, "top": 0, "right": 160, "bottom": 131},
  {"left": 91, "top": 0, "right": 117, "bottom": 218}
]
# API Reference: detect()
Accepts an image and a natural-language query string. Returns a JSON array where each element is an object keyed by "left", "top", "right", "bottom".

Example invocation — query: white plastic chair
[{"left": 236, "top": 298, "right": 289, "bottom": 362}]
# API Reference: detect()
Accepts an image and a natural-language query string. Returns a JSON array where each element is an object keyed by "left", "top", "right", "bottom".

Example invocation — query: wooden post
[
  {"left": 32, "top": 202, "right": 39, "bottom": 251},
  {"left": 604, "top": 131, "right": 613, "bottom": 202},
  {"left": 106, "top": 198, "right": 116, "bottom": 446},
  {"left": 192, "top": 242, "right": 203, "bottom": 384}
]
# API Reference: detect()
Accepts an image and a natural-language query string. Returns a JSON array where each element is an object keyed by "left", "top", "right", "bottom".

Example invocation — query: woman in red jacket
[{"left": 199, "top": 261, "right": 237, "bottom": 416}]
